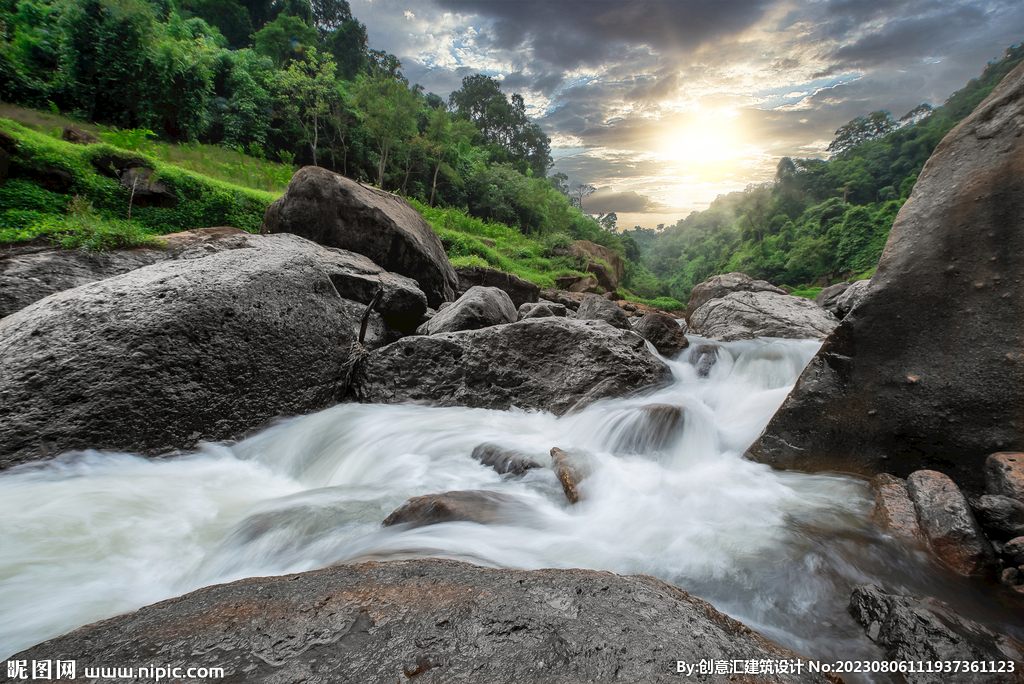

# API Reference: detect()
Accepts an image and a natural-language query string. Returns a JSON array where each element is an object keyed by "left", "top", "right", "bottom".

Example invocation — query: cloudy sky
[{"left": 349, "top": 0, "right": 1022, "bottom": 229}]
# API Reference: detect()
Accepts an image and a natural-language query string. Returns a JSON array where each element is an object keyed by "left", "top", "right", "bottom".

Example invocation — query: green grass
[
  {"left": 620, "top": 293, "right": 687, "bottom": 312},
  {"left": 788, "top": 286, "right": 824, "bottom": 299}
]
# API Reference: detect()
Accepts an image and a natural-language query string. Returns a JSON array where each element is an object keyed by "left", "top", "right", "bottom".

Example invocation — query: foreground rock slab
[
  {"left": 748, "top": 61, "right": 1024, "bottom": 489},
  {"left": 689, "top": 290, "right": 838, "bottom": 341},
  {"left": 350, "top": 318, "right": 671, "bottom": 416},
  {"left": 849, "top": 584, "right": 1024, "bottom": 684},
  {"left": 12, "top": 558, "right": 840, "bottom": 684}
]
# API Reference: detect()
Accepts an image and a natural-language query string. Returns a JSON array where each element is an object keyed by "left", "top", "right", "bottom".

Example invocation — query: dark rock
[
  {"left": 420, "top": 286, "right": 516, "bottom": 335},
  {"left": 455, "top": 265, "right": 540, "bottom": 309},
  {"left": 689, "top": 344, "right": 721, "bottom": 378},
  {"left": 689, "top": 291, "right": 838, "bottom": 341},
  {"left": 747, "top": 62, "right": 1024, "bottom": 489},
  {"left": 539, "top": 288, "right": 578, "bottom": 310},
  {"left": 571, "top": 240, "right": 625, "bottom": 284},
  {"left": 585, "top": 261, "right": 617, "bottom": 292},
  {"left": 90, "top": 154, "right": 148, "bottom": 179},
  {"left": 350, "top": 318, "right": 671, "bottom": 416},
  {"left": 61, "top": 126, "right": 99, "bottom": 145},
  {"left": 870, "top": 475, "right": 924, "bottom": 542},
  {"left": 567, "top": 275, "right": 598, "bottom": 293},
  {"left": 848, "top": 584, "right": 1024, "bottom": 684},
  {"left": 613, "top": 404, "right": 684, "bottom": 453},
  {"left": 1000, "top": 567, "right": 1022, "bottom": 587},
  {"left": 120, "top": 166, "right": 176, "bottom": 208},
  {"left": 29, "top": 166, "right": 73, "bottom": 193},
  {"left": 0, "top": 234, "right": 423, "bottom": 469},
  {"left": 632, "top": 312, "right": 690, "bottom": 357},
  {"left": 470, "top": 443, "right": 541, "bottom": 476},
  {"left": 517, "top": 301, "right": 567, "bottom": 320},
  {"left": 1003, "top": 537, "right": 1024, "bottom": 567},
  {"left": 550, "top": 447, "right": 592, "bottom": 504},
  {"left": 601, "top": 290, "right": 619, "bottom": 301},
  {"left": 260, "top": 166, "right": 458, "bottom": 307},
  {"left": 686, "top": 272, "right": 786, "bottom": 317},
  {"left": 382, "top": 490, "right": 531, "bottom": 527},
  {"left": 834, "top": 279, "right": 871, "bottom": 318},
  {"left": 974, "top": 495, "right": 1024, "bottom": 540},
  {"left": 814, "top": 282, "right": 852, "bottom": 316},
  {"left": 985, "top": 452, "right": 1024, "bottom": 503},
  {"left": 576, "top": 293, "right": 631, "bottom": 330},
  {"left": 906, "top": 470, "right": 995, "bottom": 576},
  {"left": 11, "top": 558, "right": 838, "bottom": 684}
]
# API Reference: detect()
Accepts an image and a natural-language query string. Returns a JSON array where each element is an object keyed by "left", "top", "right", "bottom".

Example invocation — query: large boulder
[
  {"left": 631, "top": 312, "right": 690, "bottom": 357},
  {"left": 571, "top": 240, "right": 624, "bottom": 284},
  {"left": 576, "top": 293, "right": 631, "bottom": 330},
  {"left": 905, "top": 470, "right": 995, "bottom": 576},
  {"left": 260, "top": 166, "right": 458, "bottom": 307},
  {"left": 689, "top": 291, "right": 839, "bottom": 341},
  {"left": 349, "top": 318, "right": 671, "bottom": 416},
  {"left": 686, "top": 272, "right": 786, "bottom": 317},
  {"left": 11, "top": 558, "right": 836, "bottom": 684},
  {"left": 455, "top": 265, "right": 540, "bottom": 309},
  {"left": 0, "top": 234, "right": 426, "bottom": 469},
  {"left": 748, "top": 62, "right": 1024, "bottom": 490},
  {"left": 848, "top": 584, "right": 1024, "bottom": 684},
  {"left": 419, "top": 286, "right": 516, "bottom": 335}
]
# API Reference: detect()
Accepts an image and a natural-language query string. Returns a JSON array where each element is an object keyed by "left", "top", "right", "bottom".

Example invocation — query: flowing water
[{"left": 1, "top": 336, "right": 1018, "bottom": 680}]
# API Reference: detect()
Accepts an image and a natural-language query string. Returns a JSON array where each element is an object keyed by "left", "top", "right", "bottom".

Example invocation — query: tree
[
  {"left": 275, "top": 47, "right": 336, "bottom": 165},
  {"left": 423, "top": 108, "right": 475, "bottom": 207},
  {"left": 309, "top": 0, "right": 350, "bottom": 38},
  {"left": 598, "top": 211, "right": 617, "bottom": 231},
  {"left": 253, "top": 13, "right": 318, "bottom": 67},
  {"left": 827, "top": 111, "right": 898, "bottom": 156},
  {"left": 352, "top": 76, "right": 418, "bottom": 187},
  {"left": 574, "top": 183, "right": 595, "bottom": 214}
]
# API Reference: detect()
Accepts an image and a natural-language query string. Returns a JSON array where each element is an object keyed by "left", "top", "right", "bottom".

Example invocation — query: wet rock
[
  {"left": 383, "top": 490, "right": 531, "bottom": 527},
  {"left": 550, "top": 447, "right": 593, "bottom": 504},
  {"left": 814, "top": 282, "right": 852, "bottom": 317},
  {"left": 576, "top": 293, "right": 631, "bottom": 330},
  {"left": 260, "top": 166, "right": 458, "bottom": 307},
  {"left": 834, "top": 279, "right": 871, "bottom": 318},
  {"left": 61, "top": 126, "right": 99, "bottom": 145},
  {"left": 689, "top": 290, "right": 839, "bottom": 341},
  {"left": 614, "top": 404, "right": 684, "bottom": 453},
  {"left": 906, "top": 470, "right": 995, "bottom": 576},
  {"left": 0, "top": 234, "right": 423, "bottom": 469},
  {"left": 870, "top": 475, "right": 924, "bottom": 542},
  {"left": 686, "top": 272, "right": 787, "bottom": 317},
  {"left": 848, "top": 584, "right": 1024, "bottom": 684},
  {"left": 689, "top": 344, "right": 721, "bottom": 378},
  {"left": 747, "top": 62, "right": 1024, "bottom": 488},
  {"left": 454, "top": 266, "right": 540, "bottom": 309},
  {"left": 11, "top": 558, "right": 839, "bottom": 684},
  {"left": 632, "top": 312, "right": 689, "bottom": 357},
  {"left": 972, "top": 495, "right": 1024, "bottom": 541},
  {"left": 419, "top": 286, "right": 516, "bottom": 335},
  {"left": 517, "top": 301, "right": 567, "bottom": 320},
  {"left": 985, "top": 452, "right": 1024, "bottom": 503},
  {"left": 1003, "top": 537, "right": 1024, "bottom": 567},
  {"left": 350, "top": 318, "right": 671, "bottom": 416},
  {"left": 470, "top": 443, "right": 541, "bottom": 476}
]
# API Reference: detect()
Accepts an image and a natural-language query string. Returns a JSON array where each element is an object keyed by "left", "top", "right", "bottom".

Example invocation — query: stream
[{"left": 1, "top": 335, "right": 1018, "bottom": 681}]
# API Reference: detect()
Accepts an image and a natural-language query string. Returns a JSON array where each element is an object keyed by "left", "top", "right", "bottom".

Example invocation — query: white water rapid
[{"left": 1, "top": 336, "right": 1018, "bottom": 681}]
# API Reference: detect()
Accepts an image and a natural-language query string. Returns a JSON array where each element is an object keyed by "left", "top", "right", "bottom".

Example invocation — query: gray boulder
[
  {"left": 834, "top": 279, "right": 871, "bottom": 318},
  {"left": 686, "top": 272, "right": 786, "bottom": 316},
  {"left": 906, "top": 470, "right": 995, "bottom": 576},
  {"left": 973, "top": 495, "right": 1024, "bottom": 541},
  {"left": 419, "top": 286, "right": 516, "bottom": 335},
  {"left": 11, "top": 558, "right": 837, "bottom": 684},
  {"left": 517, "top": 301, "right": 567, "bottom": 320},
  {"left": 576, "top": 293, "right": 631, "bottom": 330},
  {"left": 814, "top": 282, "right": 852, "bottom": 317},
  {"left": 747, "top": 62, "right": 1024, "bottom": 490},
  {"left": 349, "top": 318, "right": 671, "bottom": 416},
  {"left": 455, "top": 265, "right": 540, "bottom": 309},
  {"left": 848, "top": 584, "right": 1024, "bottom": 684},
  {"left": 631, "top": 312, "right": 689, "bottom": 357},
  {"left": 689, "top": 291, "right": 839, "bottom": 341},
  {"left": 260, "top": 166, "right": 458, "bottom": 307},
  {"left": 471, "top": 443, "right": 542, "bottom": 476},
  {"left": 0, "top": 234, "right": 425, "bottom": 470}
]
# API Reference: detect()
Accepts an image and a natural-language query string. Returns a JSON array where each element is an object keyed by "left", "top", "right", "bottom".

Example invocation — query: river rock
[
  {"left": 613, "top": 404, "right": 684, "bottom": 453},
  {"left": 985, "top": 453, "right": 1024, "bottom": 503},
  {"left": 747, "top": 62, "right": 1024, "bottom": 489},
  {"left": 848, "top": 584, "right": 1024, "bottom": 684},
  {"left": 0, "top": 234, "right": 425, "bottom": 469},
  {"left": 455, "top": 265, "right": 540, "bottom": 309},
  {"left": 11, "top": 558, "right": 839, "bottom": 684},
  {"left": 833, "top": 279, "right": 871, "bottom": 318},
  {"left": 686, "top": 272, "right": 787, "bottom": 316},
  {"left": 419, "top": 286, "right": 516, "bottom": 335},
  {"left": 383, "top": 490, "right": 531, "bottom": 527},
  {"left": 906, "top": 470, "right": 995, "bottom": 576},
  {"left": 576, "top": 293, "right": 631, "bottom": 330},
  {"left": 550, "top": 447, "right": 593, "bottom": 504},
  {"left": 1002, "top": 537, "right": 1024, "bottom": 566},
  {"left": 689, "top": 291, "right": 839, "bottom": 341},
  {"left": 260, "top": 166, "right": 458, "bottom": 307},
  {"left": 973, "top": 495, "right": 1024, "bottom": 541},
  {"left": 632, "top": 312, "right": 689, "bottom": 357},
  {"left": 349, "top": 318, "right": 671, "bottom": 416},
  {"left": 517, "top": 301, "right": 567, "bottom": 320},
  {"left": 814, "top": 282, "right": 852, "bottom": 317},
  {"left": 870, "top": 475, "right": 924, "bottom": 542},
  {"left": 470, "top": 443, "right": 541, "bottom": 476},
  {"left": 689, "top": 343, "right": 721, "bottom": 378}
]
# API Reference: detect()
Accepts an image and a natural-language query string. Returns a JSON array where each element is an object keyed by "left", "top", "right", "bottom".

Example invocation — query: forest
[{"left": 1, "top": 0, "right": 1021, "bottom": 305}]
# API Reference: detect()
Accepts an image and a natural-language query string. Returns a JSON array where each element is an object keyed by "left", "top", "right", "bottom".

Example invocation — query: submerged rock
[
  {"left": 11, "top": 558, "right": 839, "bottom": 684},
  {"left": 383, "top": 490, "right": 532, "bottom": 527},
  {"left": 613, "top": 404, "right": 685, "bottom": 454},
  {"left": 689, "top": 343, "right": 721, "bottom": 378},
  {"left": 906, "top": 470, "right": 995, "bottom": 576},
  {"left": 350, "top": 318, "right": 671, "bottom": 416},
  {"left": 470, "top": 443, "right": 542, "bottom": 476},
  {"left": 689, "top": 291, "right": 839, "bottom": 341},
  {"left": 748, "top": 62, "right": 1024, "bottom": 489}
]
